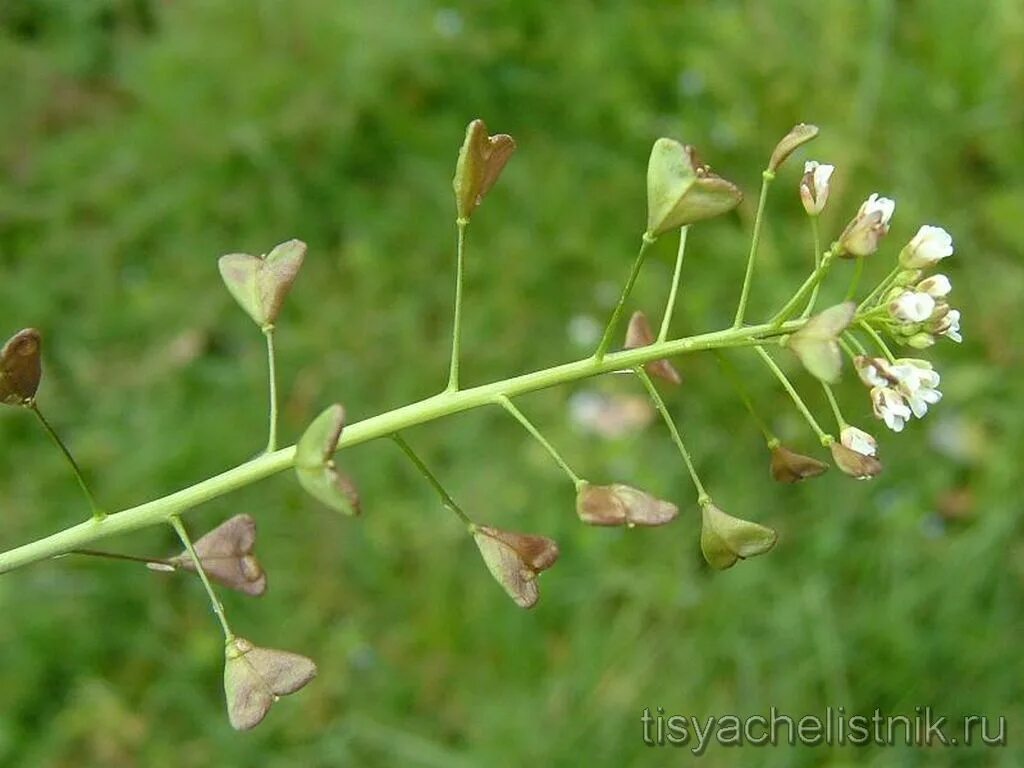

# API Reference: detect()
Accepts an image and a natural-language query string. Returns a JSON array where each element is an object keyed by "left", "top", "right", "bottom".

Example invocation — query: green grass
[{"left": 1, "top": 1, "right": 1023, "bottom": 765}]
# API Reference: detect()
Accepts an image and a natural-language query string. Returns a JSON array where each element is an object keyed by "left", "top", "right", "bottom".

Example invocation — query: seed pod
[
  {"left": 769, "top": 444, "right": 829, "bottom": 483},
  {"left": 471, "top": 524, "right": 558, "bottom": 609},
  {"left": 0, "top": 328, "right": 42, "bottom": 406},
  {"left": 623, "top": 311, "right": 681, "bottom": 385},
  {"left": 830, "top": 441, "right": 883, "bottom": 479},
  {"left": 576, "top": 482, "right": 678, "bottom": 527},
  {"left": 164, "top": 514, "right": 267, "bottom": 596},
  {"left": 295, "top": 404, "right": 361, "bottom": 516},
  {"left": 453, "top": 119, "right": 516, "bottom": 222},
  {"left": 645, "top": 139, "right": 742, "bottom": 238},
  {"left": 787, "top": 302, "right": 856, "bottom": 383},
  {"left": 218, "top": 239, "right": 306, "bottom": 328},
  {"left": 223, "top": 636, "right": 317, "bottom": 731},
  {"left": 767, "top": 123, "right": 819, "bottom": 172},
  {"left": 699, "top": 502, "right": 777, "bottom": 570}
]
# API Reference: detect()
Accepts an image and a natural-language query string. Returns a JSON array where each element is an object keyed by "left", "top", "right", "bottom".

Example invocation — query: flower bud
[
  {"left": 452, "top": 119, "right": 516, "bottom": 222},
  {"left": 471, "top": 525, "right": 559, "bottom": 608},
  {"left": 787, "top": 302, "right": 856, "bottom": 383},
  {"left": 164, "top": 513, "right": 267, "bottom": 596},
  {"left": 889, "top": 291, "right": 936, "bottom": 323},
  {"left": 218, "top": 239, "right": 306, "bottom": 328},
  {"left": 916, "top": 274, "right": 951, "bottom": 298},
  {"left": 645, "top": 139, "right": 742, "bottom": 237},
  {"left": 853, "top": 355, "right": 892, "bottom": 388},
  {"left": 0, "top": 328, "right": 42, "bottom": 406},
  {"left": 295, "top": 404, "right": 361, "bottom": 516},
  {"left": 906, "top": 332, "right": 936, "bottom": 349},
  {"left": 769, "top": 444, "right": 829, "bottom": 483},
  {"left": 623, "top": 310, "right": 680, "bottom": 384},
  {"left": 799, "top": 161, "right": 834, "bottom": 216},
  {"left": 699, "top": 501, "right": 777, "bottom": 570},
  {"left": 840, "top": 425, "right": 878, "bottom": 457},
  {"left": 836, "top": 193, "right": 895, "bottom": 258},
  {"left": 930, "top": 308, "right": 961, "bottom": 343},
  {"left": 871, "top": 386, "right": 912, "bottom": 432},
  {"left": 224, "top": 636, "right": 317, "bottom": 731},
  {"left": 899, "top": 225, "right": 953, "bottom": 269},
  {"left": 767, "top": 123, "right": 819, "bottom": 172},
  {"left": 829, "top": 441, "right": 882, "bottom": 479},
  {"left": 575, "top": 482, "right": 678, "bottom": 526}
]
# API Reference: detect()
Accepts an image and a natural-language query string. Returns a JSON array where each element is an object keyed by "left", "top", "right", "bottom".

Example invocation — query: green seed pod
[
  {"left": 645, "top": 139, "right": 742, "bottom": 238},
  {"left": 295, "top": 404, "right": 361, "bottom": 516},
  {"left": 218, "top": 239, "right": 306, "bottom": 328},
  {"left": 699, "top": 501, "right": 777, "bottom": 570},
  {"left": 453, "top": 119, "right": 516, "bottom": 222},
  {"left": 767, "top": 123, "right": 819, "bottom": 173},
  {"left": 787, "top": 302, "right": 856, "bottom": 383}
]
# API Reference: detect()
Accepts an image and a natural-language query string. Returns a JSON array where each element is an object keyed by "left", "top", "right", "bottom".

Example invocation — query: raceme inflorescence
[{"left": 0, "top": 120, "right": 961, "bottom": 730}]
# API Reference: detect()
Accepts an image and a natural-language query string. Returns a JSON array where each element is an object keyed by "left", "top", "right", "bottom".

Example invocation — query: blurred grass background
[{"left": 1, "top": 0, "right": 1022, "bottom": 765}]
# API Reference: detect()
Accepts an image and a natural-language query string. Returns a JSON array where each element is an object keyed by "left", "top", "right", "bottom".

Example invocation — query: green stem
[
  {"left": 844, "top": 256, "right": 865, "bottom": 302},
  {"left": 169, "top": 515, "right": 233, "bottom": 641},
  {"left": 594, "top": 235, "right": 655, "bottom": 361},
  {"left": 843, "top": 330, "right": 869, "bottom": 356},
  {"left": 446, "top": 221, "right": 468, "bottom": 392},
  {"left": 66, "top": 549, "right": 175, "bottom": 569},
  {"left": 0, "top": 317, "right": 807, "bottom": 575},
  {"left": 634, "top": 366, "right": 708, "bottom": 503},
  {"left": 837, "top": 336, "right": 859, "bottom": 363},
  {"left": 859, "top": 321, "right": 897, "bottom": 363},
  {"left": 658, "top": 227, "right": 689, "bottom": 342},
  {"left": 858, "top": 265, "right": 902, "bottom": 311},
  {"left": 264, "top": 326, "right": 279, "bottom": 453},
  {"left": 714, "top": 352, "right": 776, "bottom": 444},
  {"left": 733, "top": 170, "right": 775, "bottom": 328},
  {"left": 821, "top": 383, "right": 849, "bottom": 430},
  {"left": 30, "top": 403, "right": 103, "bottom": 520},
  {"left": 496, "top": 396, "right": 583, "bottom": 488},
  {"left": 770, "top": 250, "right": 835, "bottom": 329},
  {"left": 391, "top": 433, "right": 472, "bottom": 526},
  {"left": 800, "top": 215, "right": 824, "bottom": 319},
  {"left": 753, "top": 346, "right": 831, "bottom": 445}
]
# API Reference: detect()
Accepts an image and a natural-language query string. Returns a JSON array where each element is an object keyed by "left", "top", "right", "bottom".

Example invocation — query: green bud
[
  {"left": 295, "top": 404, "right": 361, "bottom": 516},
  {"left": 767, "top": 123, "right": 819, "bottom": 172},
  {"left": 162, "top": 514, "right": 267, "bottom": 596},
  {"left": 223, "top": 636, "right": 317, "bottom": 731},
  {"left": 645, "top": 139, "right": 742, "bottom": 238},
  {"left": 0, "top": 328, "right": 42, "bottom": 406},
  {"left": 906, "top": 332, "right": 935, "bottom": 350},
  {"left": 453, "top": 119, "right": 516, "bottom": 223},
  {"left": 471, "top": 524, "right": 558, "bottom": 609},
  {"left": 699, "top": 501, "right": 777, "bottom": 570},
  {"left": 624, "top": 310, "right": 680, "bottom": 384},
  {"left": 218, "top": 239, "right": 306, "bottom": 328},
  {"left": 769, "top": 444, "right": 829, "bottom": 483},
  {"left": 575, "top": 482, "right": 678, "bottom": 527},
  {"left": 787, "top": 302, "right": 856, "bottom": 383}
]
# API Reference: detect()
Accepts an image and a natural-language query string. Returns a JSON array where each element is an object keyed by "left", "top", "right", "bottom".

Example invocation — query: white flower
[
  {"left": 800, "top": 161, "right": 834, "bottom": 216},
  {"left": 838, "top": 193, "right": 896, "bottom": 257},
  {"left": 900, "top": 225, "right": 953, "bottom": 269},
  {"left": 854, "top": 355, "right": 891, "bottom": 388},
  {"left": 871, "top": 386, "right": 912, "bottom": 432},
  {"left": 916, "top": 274, "right": 951, "bottom": 298},
  {"left": 860, "top": 192, "right": 896, "bottom": 225},
  {"left": 933, "top": 308, "right": 962, "bottom": 343},
  {"left": 889, "top": 291, "right": 936, "bottom": 323},
  {"left": 887, "top": 359, "right": 942, "bottom": 418},
  {"left": 840, "top": 425, "right": 878, "bottom": 457}
]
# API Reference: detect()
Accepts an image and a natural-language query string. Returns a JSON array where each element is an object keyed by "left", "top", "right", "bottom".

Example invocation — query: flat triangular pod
[
  {"left": 699, "top": 502, "right": 777, "bottom": 570},
  {"left": 453, "top": 119, "right": 516, "bottom": 222},
  {"left": 471, "top": 524, "right": 558, "bottom": 609},
  {"left": 624, "top": 311, "right": 681, "bottom": 385},
  {"left": 646, "top": 139, "right": 742, "bottom": 237},
  {"left": 787, "top": 302, "right": 856, "bottom": 383},
  {"left": 576, "top": 482, "right": 678, "bottom": 527},
  {"left": 295, "top": 404, "right": 361, "bottom": 516},
  {"left": 218, "top": 239, "right": 306, "bottom": 327},
  {"left": 166, "top": 514, "right": 267, "bottom": 596},
  {"left": 223, "top": 636, "right": 317, "bottom": 731}
]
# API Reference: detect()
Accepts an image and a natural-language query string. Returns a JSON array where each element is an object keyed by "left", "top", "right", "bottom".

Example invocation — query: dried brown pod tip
[
  {"left": 769, "top": 444, "right": 829, "bottom": 483},
  {"left": 223, "top": 636, "right": 317, "bottom": 731},
  {"left": 624, "top": 311, "right": 681, "bottom": 385},
  {"left": 0, "top": 328, "right": 42, "bottom": 406},
  {"left": 165, "top": 514, "right": 267, "bottom": 596},
  {"left": 767, "top": 123, "right": 819, "bottom": 173},
  {"left": 830, "top": 441, "right": 883, "bottom": 480},
  {"left": 471, "top": 524, "right": 559, "bottom": 609},
  {"left": 576, "top": 482, "right": 678, "bottom": 527}
]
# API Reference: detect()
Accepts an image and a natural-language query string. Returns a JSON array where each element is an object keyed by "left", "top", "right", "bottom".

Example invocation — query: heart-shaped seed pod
[
  {"left": 646, "top": 139, "right": 742, "bottom": 238},
  {"left": 575, "top": 482, "right": 678, "bottom": 527},
  {"left": 699, "top": 501, "right": 777, "bottom": 570},
  {"left": 218, "top": 239, "right": 306, "bottom": 328},
  {"left": 0, "top": 328, "right": 42, "bottom": 406},
  {"left": 295, "top": 404, "right": 361, "bottom": 516},
  {"left": 453, "top": 119, "right": 516, "bottom": 222},
  {"left": 787, "top": 302, "right": 856, "bottom": 384},
  {"left": 163, "top": 514, "right": 267, "bottom": 596},
  {"left": 223, "top": 636, "right": 317, "bottom": 731},
  {"left": 471, "top": 524, "right": 559, "bottom": 609}
]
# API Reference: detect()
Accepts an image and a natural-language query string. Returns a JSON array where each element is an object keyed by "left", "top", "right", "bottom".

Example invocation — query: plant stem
[
  {"left": 800, "top": 216, "right": 823, "bottom": 319},
  {"left": 66, "top": 549, "right": 175, "bottom": 569},
  {"left": 264, "top": 326, "right": 279, "bottom": 453},
  {"left": 170, "top": 515, "right": 233, "bottom": 641},
  {"left": 858, "top": 265, "right": 902, "bottom": 311},
  {"left": 733, "top": 169, "right": 774, "bottom": 328},
  {"left": 821, "top": 383, "right": 849, "bottom": 430},
  {"left": 391, "top": 433, "right": 472, "bottom": 526},
  {"left": 859, "top": 321, "right": 897, "bottom": 363},
  {"left": 634, "top": 367, "right": 708, "bottom": 503},
  {"left": 594, "top": 235, "right": 655, "bottom": 361},
  {"left": 0, "top": 317, "right": 807, "bottom": 575},
  {"left": 844, "top": 256, "right": 864, "bottom": 302},
  {"left": 843, "top": 330, "right": 869, "bottom": 356},
  {"left": 496, "top": 395, "right": 582, "bottom": 488},
  {"left": 30, "top": 403, "right": 103, "bottom": 520},
  {"left": 753, "top": 346, "right": 831, "bottom": 444},
  {"left": 769, "top": 250, "right": 835, "bottom": 329},
  {"left": 446, "top": 221, "right": 469, "bottom": 392},
  {"left": 658, "top": 227, "right": 689, "bottom": 342},
  {"left": 714, "top": 352, "right": 776, "bottom": 444}
]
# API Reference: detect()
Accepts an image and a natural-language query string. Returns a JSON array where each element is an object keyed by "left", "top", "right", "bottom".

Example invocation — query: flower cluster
[
  {"left": 883, "top": 226, "right": 960, "bottom": 348},
  {"left": 855, "top": 355, "right": 943, "bottom": 432}
]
